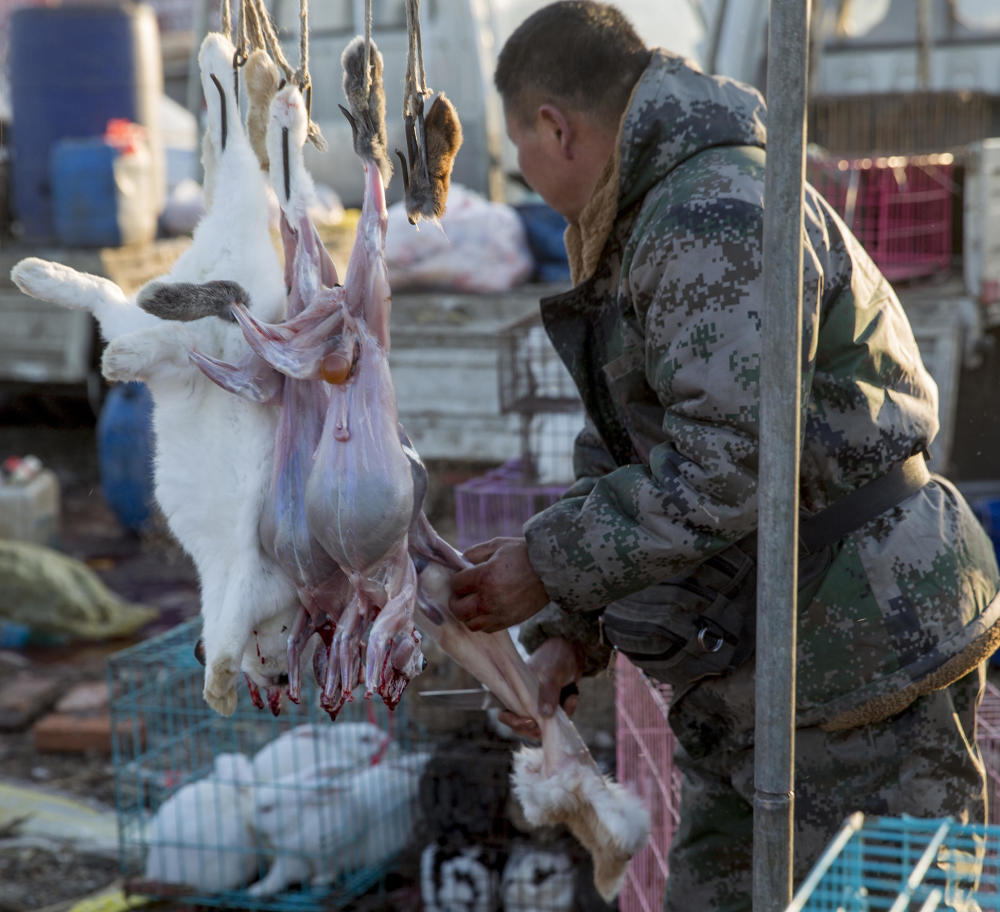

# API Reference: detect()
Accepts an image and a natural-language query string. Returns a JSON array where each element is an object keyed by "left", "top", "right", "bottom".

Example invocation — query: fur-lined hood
[{"left": 568, "top": 48, "right": 767, "bottom": 282}]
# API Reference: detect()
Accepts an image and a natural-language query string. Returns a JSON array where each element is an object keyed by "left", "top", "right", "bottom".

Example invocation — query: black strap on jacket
[{"left": 797, "top": 452, "right": 931, "bottom": 554}]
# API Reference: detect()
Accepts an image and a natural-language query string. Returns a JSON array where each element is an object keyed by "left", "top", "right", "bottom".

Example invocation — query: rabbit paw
[
  {"left": 203, "top": 660, "right": 239, "bottom": 716},
  {"left": 102, "top": 337, "right": 147, "bottom": 382},
  {"left": 103, "top": 325, "right": 193, "bottom": 382},
  {"left": 10, "top": 257, "right": 82, "bottom": 305}
]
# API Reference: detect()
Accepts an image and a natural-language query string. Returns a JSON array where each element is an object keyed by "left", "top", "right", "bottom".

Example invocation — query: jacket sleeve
[
  {"left": 524, "top": 193, "right": 822, "bottom": 614},
  {"left": 560, "top": 418, "right": 618, "bottom": 499}
]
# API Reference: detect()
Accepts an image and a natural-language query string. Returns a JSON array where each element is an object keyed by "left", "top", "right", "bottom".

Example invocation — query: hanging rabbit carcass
[{"left": 10, "top": 32, "right": 301, "bottom": 717}]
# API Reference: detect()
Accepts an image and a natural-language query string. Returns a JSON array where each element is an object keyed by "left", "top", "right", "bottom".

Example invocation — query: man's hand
[
  {"left": 449, "top": 537, "right": 550, "bottom": 633},
  {"left": 498, "top": 637, "right": 583, "bottom": 739}
]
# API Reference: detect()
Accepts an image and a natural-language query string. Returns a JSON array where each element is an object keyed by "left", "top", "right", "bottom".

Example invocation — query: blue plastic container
[
  {"left": 97, "top": 382, "right": 156, "bottom": 532},
  {"left": 515, "top": 202, "right": 571, "bottom": 283},
  {"left": 974, "top": 498, "right": 1000, "bottom": 562},
  {"left": 8, "top": 4, "right": 162, "bottom": 240},
  {"left": 51, "top": 138, "right": 123, "bottom": 246}
]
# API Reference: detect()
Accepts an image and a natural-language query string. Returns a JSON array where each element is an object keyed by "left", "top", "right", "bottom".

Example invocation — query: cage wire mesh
[
  {"left": 108, "top": 618, "right": 614, "bottom": 911},
  {"left": 807, "top": 153, "right": 956, "bottom": 282},
  {"left": 807, "top": 91, "right": 1000, "bottom": 159},
  {"left": 614, "top": 665, "right": 1000, "bottom": 912},
  {"left": 787, "top": 814, "right": 1000, "bottom": 912},
  {"left": 454, "top": 459, "right": 569, "bottom": 551},
  {"left": 615, "top": 654, "right": 680, "bottom": 912},
  {"left": 454, "top": 312, "right": 584, "bottom": 548}
]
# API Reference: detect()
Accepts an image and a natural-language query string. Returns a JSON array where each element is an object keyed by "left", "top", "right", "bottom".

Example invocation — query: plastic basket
[
  {"left": 615, "top": 668, "right": 1000, "bottom": 912},
  {"left": 787, "top": 814, "right": 1000, "bottom": 911},
  {"left": 453, "top": 459, "right": 567, "bottom": 550},
  {"left": 808, "top": 154, "right": 955, "bottom": 282}
]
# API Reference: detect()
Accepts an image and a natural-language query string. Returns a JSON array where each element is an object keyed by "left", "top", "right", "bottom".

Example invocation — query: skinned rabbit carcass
[
  {"left": 9, "top": 32, "right": 301, "bottom": 717},
  {"left": 230, "top": 37, "right": 426, "bottom": 716},
  {"left": 189, "top": 81, "right": 356, "bottom": 711}
]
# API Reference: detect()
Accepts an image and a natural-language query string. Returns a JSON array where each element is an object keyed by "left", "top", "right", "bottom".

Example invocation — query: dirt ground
[
  {"left": 0, "top": 391, "right": 201, "bottom": 911},
  {"left": 0, "top": 389, "right": 606, "bottom": 912}
]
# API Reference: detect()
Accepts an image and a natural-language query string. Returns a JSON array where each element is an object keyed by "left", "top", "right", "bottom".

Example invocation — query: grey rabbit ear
[{"left": 137, "top": 280, "right": 250, "bottom": 323}]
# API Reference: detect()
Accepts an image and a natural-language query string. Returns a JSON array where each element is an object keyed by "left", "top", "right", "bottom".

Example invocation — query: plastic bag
[
  {"left": 385, "top": 184, "right": 534, "bottom": 292},
  {"left": 0, "top": 539, "right": 157, "bottom": 639}
]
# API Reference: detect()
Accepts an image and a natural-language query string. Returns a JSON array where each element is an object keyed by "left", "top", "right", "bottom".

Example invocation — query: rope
[
  {"left": 241, "top": 0, "right": 266, "bottom": 54},
  {"left": 295, "top": 0, "right": 309, "bottom": 88},
  {"left": 404, "top": 0, "right": 428, "bottom": 114},
  {"left": 249, "top": 0, "right": 294, "bottom": 81},
  {"left": 235, "top": 0, "right": 249, "bottom": 65},
  {"left": 220, "top": 0, "right": 232, "bottom": 38}
]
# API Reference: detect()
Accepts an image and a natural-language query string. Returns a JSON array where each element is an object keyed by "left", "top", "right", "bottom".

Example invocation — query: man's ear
[{"left": 537, "top": 103, "right": 574, "bottom": 159}]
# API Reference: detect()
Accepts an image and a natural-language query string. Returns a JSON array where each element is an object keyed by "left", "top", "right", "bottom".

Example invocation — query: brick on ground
[
  {"left": 0, "top": 670, "right": 62, "bottom": 730},
  {"left": 32, "top": 679, "right": 139, "bottom": 754},
  {"left": 32, "top": 713, "right": 141, "bottom": 755}
]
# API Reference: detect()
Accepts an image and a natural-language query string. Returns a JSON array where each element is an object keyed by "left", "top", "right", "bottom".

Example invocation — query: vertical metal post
[{"left": 754, "top": 2, "right": 810, "bottom": 911}]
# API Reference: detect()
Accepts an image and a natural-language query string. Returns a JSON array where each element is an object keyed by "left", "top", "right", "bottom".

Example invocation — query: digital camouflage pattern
[
  {"left": 519, "top": 49, "right": 1000, "bottom": 730},
  {"left": 664, "top": 662, "right": 987, "bottom": 911}
]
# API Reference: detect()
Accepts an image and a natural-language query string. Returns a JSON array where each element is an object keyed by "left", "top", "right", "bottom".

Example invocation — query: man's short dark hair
[{"left": 495, "top": 1, "right": 651, "bottom": 122}]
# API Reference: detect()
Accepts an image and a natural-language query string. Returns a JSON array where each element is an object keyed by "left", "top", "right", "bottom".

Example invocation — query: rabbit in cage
[
  {"left": 250, "top": 721, "right": 394, "bottom": 781},
  {"left": 143, "top": 752, "right": 258, "bottom": 892},
  {"left": 247, "top": 751, "right": 430, "bottom": 896}
]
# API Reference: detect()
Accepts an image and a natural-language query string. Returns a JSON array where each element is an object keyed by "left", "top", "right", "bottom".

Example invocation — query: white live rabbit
[
  {"left": 250, "top": 721, "right": 393, "bottom": 782},
  {"left": 247, "top": 751, "right": 430, "bottom": 897},
  {"left": 144, "top": 752, "right": 258, "bottom": 892},
  {"left": 10, "top": 32, "right": 298, "bottom": 715}
]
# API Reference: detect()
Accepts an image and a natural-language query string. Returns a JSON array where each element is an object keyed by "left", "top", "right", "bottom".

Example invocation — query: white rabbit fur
[
  {"left": 144, "top": 752, "right": 258, "bottom": 892},
  {"left": 247, "top": 751, "right": 430, "bottom": 896},
  {"left": 250, "top": 721, "right": 393, "bottom": 782},
  {"left": 9, "top": 32, "right": 296, "bottom": 715}
]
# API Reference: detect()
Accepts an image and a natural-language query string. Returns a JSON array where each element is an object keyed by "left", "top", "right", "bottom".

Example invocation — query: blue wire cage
[
  {"left": 788, "top": 814, "right": 1000, "bottom": 911},
  {"left": 106, "top": 618, "right": 424, "bottom": 911}
]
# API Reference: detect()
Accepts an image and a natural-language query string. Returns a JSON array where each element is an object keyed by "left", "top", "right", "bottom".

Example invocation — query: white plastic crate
[{"left": 615, "top": 663, "right": 1000, "bottom": 911}]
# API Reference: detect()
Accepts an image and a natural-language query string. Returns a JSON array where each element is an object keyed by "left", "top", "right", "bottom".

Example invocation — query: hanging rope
[{"left": 220, "top": 0, "right": 232, "bottom": 38}]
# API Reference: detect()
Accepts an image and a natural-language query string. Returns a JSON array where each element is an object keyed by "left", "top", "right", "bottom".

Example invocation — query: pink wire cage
[
  {"left": 807, "top": 153, "right": 956, "bottom": 282},
  {"left": 615, "top": 661, "right": 1000, "bottom": 911}
]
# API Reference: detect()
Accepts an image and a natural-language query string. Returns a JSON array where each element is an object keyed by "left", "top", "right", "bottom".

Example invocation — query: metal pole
[{"left": 754, "top": 1, "right": 810, "bottom": 911}]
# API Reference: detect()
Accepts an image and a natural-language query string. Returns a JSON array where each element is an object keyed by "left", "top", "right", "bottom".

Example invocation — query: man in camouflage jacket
[{"left": 448, "top": 3, "right": 1000, "bottom": 908}]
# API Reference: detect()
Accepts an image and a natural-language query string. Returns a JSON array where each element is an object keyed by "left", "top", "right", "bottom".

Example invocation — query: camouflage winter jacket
[{"left": 520, "top": 49, "right": 1000, "bottom": 730}]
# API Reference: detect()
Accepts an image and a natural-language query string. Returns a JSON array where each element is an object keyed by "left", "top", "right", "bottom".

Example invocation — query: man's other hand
[
  {"left": 449, "top": 537, "right": 550, "bottom": 633},
  {"left": 498, "top": 637, "right": 583, "bottom": 739}
]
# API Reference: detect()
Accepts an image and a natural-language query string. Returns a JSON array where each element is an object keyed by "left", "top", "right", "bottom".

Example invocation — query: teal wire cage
[
  {"left": 106, "top": 618, "right": 423, "bottom": 911},
  {"left": 788, "top": 814, "right": 1000, "bottom": 911}
]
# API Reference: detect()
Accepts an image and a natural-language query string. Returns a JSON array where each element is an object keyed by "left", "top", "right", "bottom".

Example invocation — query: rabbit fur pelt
[{"left": 10, "top": 32, "right": 297, "bottom": 716}]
